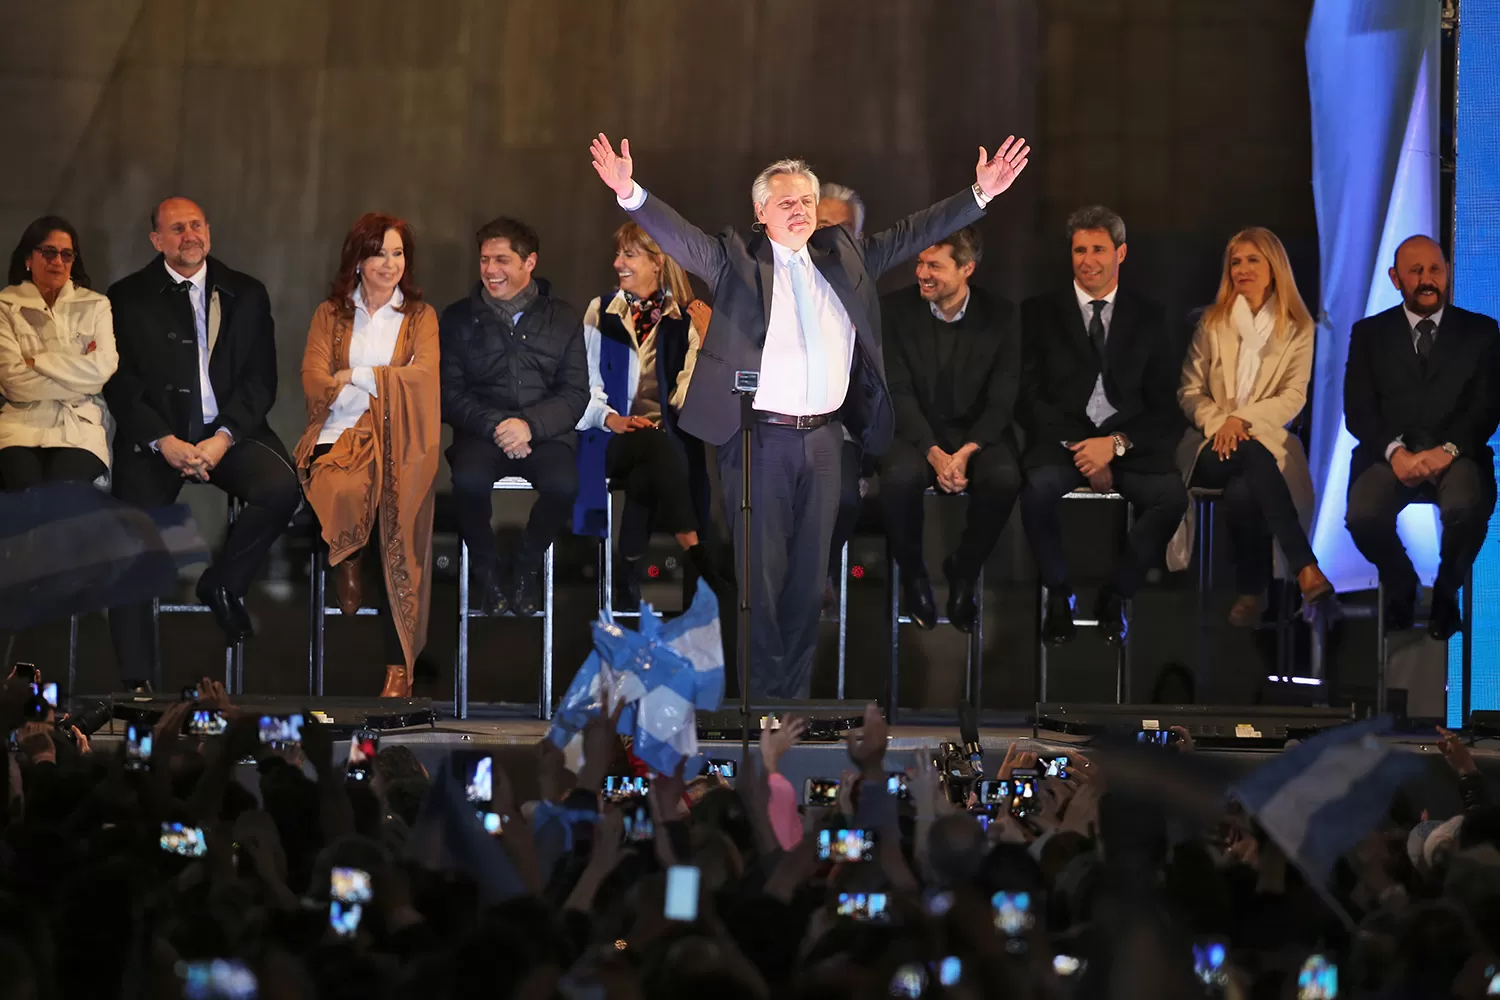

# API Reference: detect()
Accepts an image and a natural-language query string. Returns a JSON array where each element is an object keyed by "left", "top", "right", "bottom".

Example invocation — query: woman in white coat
[
  {"left": 1171, "top": 227, "right": 1332, "bottom": 625},
  {"left": 0, "top": 216, "right": 118, "bottom": 489}
]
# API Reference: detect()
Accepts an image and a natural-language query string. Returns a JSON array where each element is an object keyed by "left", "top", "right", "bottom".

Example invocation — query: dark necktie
[
  {"left": 1415, "top": 318, "right": 1436, "bottom": 361},
  {"left": 172, "top": 280, "right": 205, "bottom": 440},
  {"left": 1088, "top": 299, "right": 1107, "bottom": 362}
]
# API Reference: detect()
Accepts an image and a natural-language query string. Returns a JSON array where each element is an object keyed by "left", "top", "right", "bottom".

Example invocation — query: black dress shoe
[
  {"left": 1042, "top": 588, "right": 1077, "bottom": 645},
  {"left": 196, "top": 578, "right": 251, "bottom": 641},
  {"left": 902, "top": 572, "right": 938, "bottom": 630},
  {"left": 1429, "top": 589, "right": 1463, "bottom": 641},
  {"left": 477, "top": 567, "right": 508, "bottom": 616},
  {"left": 1096, "top": 587, "right": 1128, "bottom": 646},
  {"left": 1385, "top": 588, "right": 1417, "bottom": 632},
  {"left": 511, "top": 566, "right": 541, "bottom": 617},
  {"left": 943, "top": 556, "right": 977, "bottom": 634}
]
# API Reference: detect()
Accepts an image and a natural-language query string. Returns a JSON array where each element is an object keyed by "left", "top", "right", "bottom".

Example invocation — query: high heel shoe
[
  {"left": 334, "top": 554, "right": 363, "bottom": 616},
  {"left": 379, "top": 663, "right": 411, "bottom": 698}
]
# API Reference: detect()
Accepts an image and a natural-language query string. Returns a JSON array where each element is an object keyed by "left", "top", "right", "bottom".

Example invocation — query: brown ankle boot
[
  {"left": 334, "top": 554, "right": 363, "bottom": 616},
  {"left": 1297, "top": 563, "right": 1334, "bottom": 604},
  {"left": 1227, "top": 594, "right": 1263, "bottom": 627},
  {"left": 379, "top": 663, "right": 409, "bottom": 698}
]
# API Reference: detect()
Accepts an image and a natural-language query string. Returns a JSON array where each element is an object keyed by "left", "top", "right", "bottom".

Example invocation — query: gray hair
[
  {"left": 819, "top": 182, "right": 866, "bottom": 237},
  {"left": 1065, "top": 205, "right": 1127, "bottom": 248},
  {"left": 751, "top": 158, "right": 821, "bottom": 210}
]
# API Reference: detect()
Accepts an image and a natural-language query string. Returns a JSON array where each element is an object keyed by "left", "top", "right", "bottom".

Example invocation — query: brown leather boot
[
  {"left": 1227, "top": 594, "right": 1263, "bottom": 627},
  {"left": 1297, "top": 563, "right": 1334, "bottom": 604},
  {"left": 379, "top": 663, "right": 409, "bottom": 698},
  {"left": 334, "top": 554, "right": 363, "bottom": 616}
]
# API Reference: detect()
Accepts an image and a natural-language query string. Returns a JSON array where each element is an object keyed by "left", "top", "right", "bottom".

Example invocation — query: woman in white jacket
[
  {"left": 1171, "top": 226, "right": 1333, "bottom": 625},
  {"left": 0, "top": 216, "right": 118, "bottom": 489}
]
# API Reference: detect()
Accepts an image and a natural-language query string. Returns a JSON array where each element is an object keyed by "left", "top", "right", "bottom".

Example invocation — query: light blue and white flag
[
  {"left": 1233, "top": 715, "right": 1425, "bottom": 883},
  {"left": 546, "top": 579, "right": 724, "bottom": 776}
]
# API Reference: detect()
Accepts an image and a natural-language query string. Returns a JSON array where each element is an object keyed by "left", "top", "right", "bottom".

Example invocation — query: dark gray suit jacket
[{"left": 626, "top": 187, "right": 987, "bottom": 452}]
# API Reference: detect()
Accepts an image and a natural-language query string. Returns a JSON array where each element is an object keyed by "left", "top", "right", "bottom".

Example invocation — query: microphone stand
[{"left": 732, "top": 377, "right": 758, "bottom": 762}]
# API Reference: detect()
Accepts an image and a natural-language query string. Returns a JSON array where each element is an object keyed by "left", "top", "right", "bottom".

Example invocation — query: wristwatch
[
  {"left": 1111, "top": 433, "right": 1131, "bottom": 458},
  {"left": 1442, "top": 442, "right": 1460, "bottom": 458}
]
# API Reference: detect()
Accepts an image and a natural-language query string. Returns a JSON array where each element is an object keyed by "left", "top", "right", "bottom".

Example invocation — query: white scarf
[{"left": 1231, "top": 293, "right": 1276, "bottom": 409}]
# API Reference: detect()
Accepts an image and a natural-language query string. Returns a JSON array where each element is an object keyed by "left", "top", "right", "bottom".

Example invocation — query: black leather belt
[{"left": 755, "top": 411, "right": 834, "bottom": 430}]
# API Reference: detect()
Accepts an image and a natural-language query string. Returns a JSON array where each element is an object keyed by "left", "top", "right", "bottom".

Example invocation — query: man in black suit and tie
[
  {"left": 880, "top": 226, "right": 1021, "bottom": 634},
  {"left": 104, "top": 197, "right": 300, "bottom": 679},
  {"left": 1344, "top": 235, "right": 1500, "bottom": 639},
  {"left": 1018, "top": 206, "right": 1187, "bottom": 645},
  {"left": 590, "top": 133, "right": 1030, "bottom": 700}
]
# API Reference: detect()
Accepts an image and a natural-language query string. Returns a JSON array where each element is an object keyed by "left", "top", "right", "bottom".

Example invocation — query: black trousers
[
  {"left": 109, "top": 433, "right": 301, "bottom": 680},
  {"left": 1020, "top": 461, "right": 1187, "bottom": 597},
  {"left": 826, "top": 439, "right": 862, "bottom": 582},
  {"left": 1346, "top": 456, "right": 1494, "bottom": 599},
  {"left": 880, "top": 438, "right": 1022, "bottom": 582},
  {"left": 719, "top": 420, "right": 843, "bottom": 701},
  {"left": 448, "top": 435, "right": 579, "bottom": 574},
  {"left": 605, "top": 427, "right": 698, "bottom": 560},
  {"left": 0, "top": 446, "right": 106, "bottom": 490},
  {"left": 1189, "top": 439, "right": 1316, "bottom": 595}
]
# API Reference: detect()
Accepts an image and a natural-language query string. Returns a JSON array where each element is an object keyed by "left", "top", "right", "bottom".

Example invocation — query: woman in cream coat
[
  {"left": 1169, "top": 227, "right": 1332, "bottom": 625},
  {"left": 0, "top": 216, "right": 118, "bottom": 489}
]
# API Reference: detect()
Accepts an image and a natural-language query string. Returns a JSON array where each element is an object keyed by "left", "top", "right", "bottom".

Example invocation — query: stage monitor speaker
[
  {"left": 111, "top": 693, "right": 437, "bottom": 734},
  {"left": 697, "top": 700, "right": 866, "bottom": 742},
  {"left": 1033, "top": 702, "right": 1356, "bottom": 748}
]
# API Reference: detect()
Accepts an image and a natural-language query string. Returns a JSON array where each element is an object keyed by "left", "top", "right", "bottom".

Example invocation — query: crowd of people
[
  {"left": 0, "top": 127, "right": 1495, "bottom": 704},
  {"left": 6, "top": 666, "right": 1500, "bottom": 999}
]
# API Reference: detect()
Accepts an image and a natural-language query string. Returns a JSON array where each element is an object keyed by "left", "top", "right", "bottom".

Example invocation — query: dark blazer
[
  {"left": 1344, "top": 303, "right": 1500, "bottom": 484},
  {"left": 1017, "top": 286, "right": 1183, "bottom": 472},
  {"left": 881, "top": 284, "right": 1018, "bottom": 455},
  {"left": 626, "top": 187, "right": 987, "bottom": 453},
  {"left": 439, "top": 278, "right": 590, "bottom": 449},
  {"left": 104, "top": 255, "right": 279, "bottom": 457}
]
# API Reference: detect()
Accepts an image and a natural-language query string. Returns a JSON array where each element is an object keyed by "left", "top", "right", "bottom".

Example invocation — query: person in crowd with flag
[
  {"left": 441, "top": 217, "right": 590, "bottom": 619},
  {"left": 1018, "top": 205, "right": 1187, "bottom": 647},
  {"left": 879, "top": 226, "right": 1021, "bottom": 634},
  {"left": 0, "top": 216, "right": 117, "bottom": 490},
  {"left": 589, "top": 132, "right": 1031, "bottom": 700},
  {"left": 293, "top": 212, "right": 441, "bottom": 698},
  {"left": 573, "top": 222, "right": 717, "bottom": 609},
  {"left": 103, "top": 197, "right": 300, "bottom": 677},
  {"left": 1168, "top": 227, "right": 1332, "bottom": 625},
  {"left": 1344, "top": 234, "right": 1500, "bottom": 640}
]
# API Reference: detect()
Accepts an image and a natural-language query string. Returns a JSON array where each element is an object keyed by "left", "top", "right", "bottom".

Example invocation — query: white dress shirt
[
  {"left": 1385, "top": 304, "right": 1449, "bottom": 460},
  {"left": 1075, "top": 281, "right": 1119, "bottom": 427},
  {"left": 318, "top": 286, "right": 403, "bottom": 445},
  {"left": 164, "top": 260, "right": 220, "bottom": 430}
]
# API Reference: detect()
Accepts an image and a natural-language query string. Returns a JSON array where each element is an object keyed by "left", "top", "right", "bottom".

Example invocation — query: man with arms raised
[{"left": 590, "top": 133, "right": 1029, "bottom": 700}]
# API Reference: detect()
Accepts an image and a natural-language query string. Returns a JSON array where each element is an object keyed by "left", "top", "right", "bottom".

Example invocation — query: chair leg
[
  {"left": 1376, "top": 579, "right": 1387, "bottom": 717},
  {"left": 456, "top": 540, "right": 470, "bottom": 720},
  {"left": 541, "top": 542, "right": 555, "bottom": 721},
  {"left": 888, "top": 554, "right": 901, "bottom": 723},
  {"left": 837, "top": 542, "right": 849, "bottom": 701}
]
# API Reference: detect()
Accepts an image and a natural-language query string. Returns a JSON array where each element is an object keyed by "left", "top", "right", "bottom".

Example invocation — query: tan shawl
[{"left": 293, "top": 299, "right": 441, "bottom": 669}]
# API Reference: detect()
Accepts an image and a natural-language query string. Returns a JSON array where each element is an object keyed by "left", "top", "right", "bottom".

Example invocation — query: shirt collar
[
  {"left": 770, "top": 239, "right": 812, "bottom": 269},
  {"left": 164, "top": 260, "right": 207, "bottom": 294},
  {"left": 1074, "top": 281, "right": 1118, "bottom": 312},
  {"left": 354, "top": 284, "right": 404, "bottom": 317},
  {"left": 1402, "top": 303, "right": 1444, "bottom": 332},
  {"left": 930, "top": 288, "right": 971, "bottom": 324}
]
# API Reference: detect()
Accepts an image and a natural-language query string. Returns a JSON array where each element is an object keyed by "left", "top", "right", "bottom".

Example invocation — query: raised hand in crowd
[{"left": 590, "top": 133, "right": 636, "bottom": 198}]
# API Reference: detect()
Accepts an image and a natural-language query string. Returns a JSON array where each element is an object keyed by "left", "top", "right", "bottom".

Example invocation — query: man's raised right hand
[{"left": 590, "top": 134, "right": 635, "bottom": 199}]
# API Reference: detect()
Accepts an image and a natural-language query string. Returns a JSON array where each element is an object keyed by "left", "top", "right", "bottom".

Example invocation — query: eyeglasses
[{"left": 34, "top": 246, "right": 76, "bottom": 264}]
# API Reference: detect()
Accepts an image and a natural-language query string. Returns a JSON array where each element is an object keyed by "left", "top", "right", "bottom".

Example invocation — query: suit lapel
[
  {"left": 1426, "top": 307, "right": 1461, "bottom": 381},
  {"left": 1057, "top": 288, "right": 1092, "bottom": 362},
  {"left": 753, "top": 237, "right": 774, "bottom": 346},
  {"left": 1388, "top": 308, "right": 1425, "bottom": 383},
  {"left": 1105, "top": 290, "right": 1136, "bottom": 372}
]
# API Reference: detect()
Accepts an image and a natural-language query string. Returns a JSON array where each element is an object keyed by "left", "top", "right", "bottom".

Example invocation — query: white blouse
[{"left": 318, "top": 286, "right": 403, "bottom": 445}]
